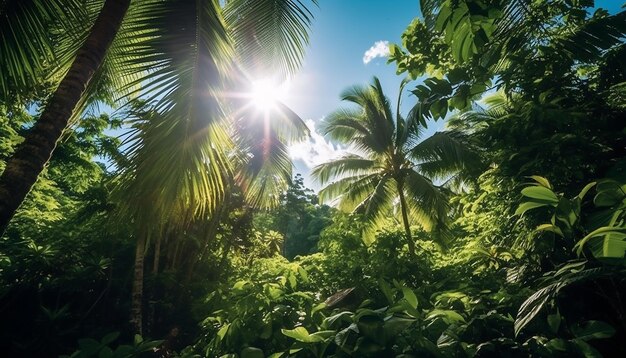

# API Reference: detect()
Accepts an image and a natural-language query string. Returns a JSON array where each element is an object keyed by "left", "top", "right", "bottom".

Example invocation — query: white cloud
[
  {"left": 363, "top": 40, "right": 390, "bottom": 64},
  {"left": 288, "top": 119, "right": 345, "bottom": 168}
]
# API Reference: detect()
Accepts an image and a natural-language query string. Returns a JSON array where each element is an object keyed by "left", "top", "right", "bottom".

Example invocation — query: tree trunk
[
  {"left": 152, "top": 234, "right": 162, "bottom": 275},
  {"left": 131, "top": 233, "right": 146, "bottom": 336},
  {"left": 397, "top": 181, "right": 417, "bottom": 257},
  {"left": 0, "top": 0, "right": 130, "bottom": 234}
]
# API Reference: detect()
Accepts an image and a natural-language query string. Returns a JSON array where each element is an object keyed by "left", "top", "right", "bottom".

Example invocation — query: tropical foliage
[
  {"left": 1, "top": 0, "right": 625, "bottom": 357},
  {"left": 312, "top": 77, "right": 477, "bottom": 253}
]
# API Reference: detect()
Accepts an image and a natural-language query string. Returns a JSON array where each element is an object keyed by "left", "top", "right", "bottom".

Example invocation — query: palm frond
[
  {"left": 224, "top": 0, "right": 317, "bottom": 79},
  {"left": 114, "top": 0, "right": 235, "bottom": 221},
  {"left": 419, "top": 0, "right": 441, "bottom": 30},
  {"left": 0, "top": 0, "right": 86, "bottom": 102},
  {"left": 237, "top": 132, "right": 292, "bottom": 209},
  {"left": 403, "top": 170, "right": 449, "bottom": 231},
  {"left": 411, "top": 130, "right": 483, "bottom": 181},
  {"left": 115, "top": 105, "right": 230, "bottom": 231},
  {"left": 554, "top": 10, "right": 626, "bottom": 62},
  {"left": 318, "top": 173, "right": 381, "bottom": 213},
  {"left": 311, "top": 154, "right": 376, "bottom": 184},
  {"left": 321, "top": 109, "right": 371, "bottom": 141}
]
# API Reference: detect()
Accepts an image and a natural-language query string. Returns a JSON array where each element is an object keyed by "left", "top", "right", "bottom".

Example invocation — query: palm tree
[
  {"left": 0, "top": 0, "right": 131, "bottom": 233},
  {"left": 2, "top": 0, "right": 316, "bottom": 334},
  {"left": 313, "top": 77, "right": 477, "bottom": 255},
  {"left": 0, "top": 0, "right": 317, "bottom": 234}
]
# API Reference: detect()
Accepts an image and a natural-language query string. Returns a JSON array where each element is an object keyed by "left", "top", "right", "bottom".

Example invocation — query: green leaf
[
  {"left": 545, "top": 338, "right": 568, "bottom": 351},
  {"left": 217, "top": 323, "right": 230, "bottom": 340},
  {"left": 78, "top": 338, "right": 101, "bottom": 356},
  {"left": 133, "top": 334, "right": 143, "bottom": 345},
  {"left": 324, "top": 311, "right": 353, "bottom": 328},
  {"left": 426, "top": 309, "right": 465, "bottom": 324},
  {"left": 572, "top": 320, "right": 615, "bottom": 341},
  {"left": 536, "top": 224, "right": 564, "bottom": 237},
  {"left": 281, "top": 327, "right": 324, "bottom": 343},
  {"left": 577, "top": 181, "right": 597, "bottom": 200},
  {"left": 98, "top": 346, "right": 113, "bottom": 358},
  {"left": 241, "top": 347, "right": 264, "bottom": 358},
  {"left": 357, "top": 314, "right": 384, "bottom": 340},
  {"left": 379, "top": 280, "right": 395, "bottom": 305},
  {"left": 401, "top": 287, "right": 418, "bottom": 309},
  {"left": 572, "top": 339, "right": 603, "bottom": 358},
  {"left": 529, "top": 175, "right": 552, "bottom": 189},
  {"left": 574, "top": 226, "right": 626, "bottom": 257},
  {"left": 297, "top": 266, "right": 309, "bottom": 283},
  {"left": 100, "top": 332, "right": 120, "bottom": 346},
  {"left": 515, "top": 201, "right": 551, "bottom": 216},
  {"left": 521, "top": 186, "right": 559, "bottom": 203},
  {"left": 547, "top": 313, "right": 561, "bottom": 333},
  {"left": 383, "top": 316, "right": 415, "bottom": 337}
]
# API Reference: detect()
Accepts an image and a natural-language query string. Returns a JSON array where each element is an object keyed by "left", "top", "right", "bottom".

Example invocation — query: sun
[{"left": 250, "top": 79, "right": 287, "bottom": 111}]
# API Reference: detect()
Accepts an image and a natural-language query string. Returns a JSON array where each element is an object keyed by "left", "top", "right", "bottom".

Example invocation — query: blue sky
[
  {"left": 284, "top": 0, "right": 430, "bottom": 190},
  {"left": 282, "top": 0, "right": 624, "bottom": 191}
]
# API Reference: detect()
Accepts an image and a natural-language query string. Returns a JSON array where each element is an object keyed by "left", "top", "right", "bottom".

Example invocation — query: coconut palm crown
[{"left": 313, "top": 77, "right": 477, "bottom": 255}]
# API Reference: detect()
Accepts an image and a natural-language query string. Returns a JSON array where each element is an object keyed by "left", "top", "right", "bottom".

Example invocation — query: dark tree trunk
[
  {"left": 397, "top": 180, "right": 417, "bottom": 257},
  {"left": 0, "top": 0, "right": 130, "bottom": 234},
  {"left": 131, "top": 233, "right": 146, "bottom": 336}
]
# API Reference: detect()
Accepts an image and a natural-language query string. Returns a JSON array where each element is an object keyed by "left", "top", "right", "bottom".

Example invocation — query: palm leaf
[
  {"left": 403, "top": 170, "right": 449, "bottom": 231},
  {"left": 224, "top": 0, "right": 317, "bottom": 79},
  {"left": 0, "top": 0, "right": 86, "bottom": 102},
  {"left": 311, "top": 154, "right": 376, "bottom": 184}
]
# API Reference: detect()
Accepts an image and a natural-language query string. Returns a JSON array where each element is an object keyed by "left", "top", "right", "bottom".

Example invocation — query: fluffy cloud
[
  {"left": 363, "top": 40, "right": 390, "bottom": 64},
  {"left": 288, "top": 119, "right": 345, "bottom": 168}
]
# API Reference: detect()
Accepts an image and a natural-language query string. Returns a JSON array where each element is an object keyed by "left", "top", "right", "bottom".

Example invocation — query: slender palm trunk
[
  {"left": 0, "top": 0, "right": 130, "bottom": 234},
  {"left": 397, "top": 180, "right": 417, "bottom": 256},
  {"left": 131, "top": 232, "right": 146, "bottom": 336},
  {"left": 152, "top": 234, "right": 162, "bottom": 275}
]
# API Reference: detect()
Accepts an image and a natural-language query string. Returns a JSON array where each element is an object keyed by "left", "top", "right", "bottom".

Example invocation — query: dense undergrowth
[{"left": 1, "top": 0, "right": 626, "bottom": 357}]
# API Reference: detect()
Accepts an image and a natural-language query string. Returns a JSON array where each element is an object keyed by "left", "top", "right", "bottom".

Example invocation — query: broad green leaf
[
  {"left": 310, "top": 330, "right": 336, "bottom": 341},
  {"left": 545, "top": 338, "right": 568, "bottom": 351},
  {"left": 241, "top": 347, "right": 264, "bottom": 358},
  {"left": 383, "top": 316, "right": 415, "bottom": 337},
  {"left": 571, "top": 320, "right": 615, "bottom": 341},
  {"left": 324, "top": 311, "right": 353, "bottom": 328},
  {"left": 529, "top": 175, "right": 552, "bottom": 189},
  {"left": 515, "top": 201, "right": 551, "bottom": 216},
  {"left": 217, "top": 323, "right": 230, "bottom": 340},
  {"left": 401, "top": 287, "right": 418, "bottom": 309},
  {"left": 100, "top": 332, "right": 120, "bottom": 346},
  {"left": 426, "top": 309, "right": 465, "bottom": 324},
  {"left": 281, "top": 327, "right": 324, "bottom": 343},
  {"left": 574, "top": 226, "right": 626, "bottom": 256},
  {"left": 521, "top": 186, "right": 559, "bottom": 203},
  {"left": 233, "top": 280, "right": 251, "bottom": 290},
  {"left": 536, "top": 224, "right": 564, "bottom": 237},
  {"left": 572, "top": 339, "right": 603, "bottom": 358}
]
